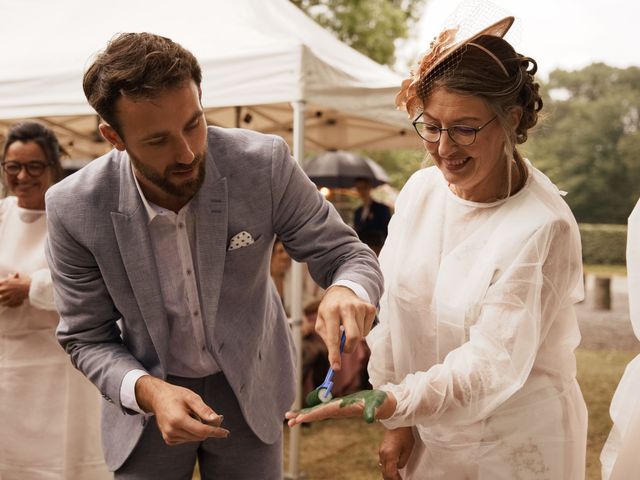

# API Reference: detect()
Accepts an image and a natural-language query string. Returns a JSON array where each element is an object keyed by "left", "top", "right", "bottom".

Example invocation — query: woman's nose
[
  {"left": 16, "top": 166, "right": 30, "bottom": 181},
  {"left": 437, "top": 131, "right": 458, "bottom": 156}
]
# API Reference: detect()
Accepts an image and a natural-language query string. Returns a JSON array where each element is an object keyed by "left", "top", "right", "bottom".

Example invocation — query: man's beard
[{"left": 130, "top": 149, "right": 207, "bottom": 201}]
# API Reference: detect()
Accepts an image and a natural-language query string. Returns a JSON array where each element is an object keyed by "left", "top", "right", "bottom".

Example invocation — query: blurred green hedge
[{"left": 579, "top": 223, "right": 627, "bottom": 266}]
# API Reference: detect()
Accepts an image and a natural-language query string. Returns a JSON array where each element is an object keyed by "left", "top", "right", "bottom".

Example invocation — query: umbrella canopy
[{"left": 303, "top": 150, "right": 390, "bottom": 188}]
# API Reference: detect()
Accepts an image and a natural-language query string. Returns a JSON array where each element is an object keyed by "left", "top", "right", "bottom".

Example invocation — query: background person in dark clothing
[{"left": 353, "top": 177, "right": 392, "bottom": 253}]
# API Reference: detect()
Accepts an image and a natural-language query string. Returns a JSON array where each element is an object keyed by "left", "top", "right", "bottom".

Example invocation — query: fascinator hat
[{"left": 396, "top": 0, "right": 517, "bottom": 116}]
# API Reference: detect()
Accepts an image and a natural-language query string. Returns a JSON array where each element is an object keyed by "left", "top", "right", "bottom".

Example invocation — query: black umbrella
[{"left": 302, "top": 150, "right": 390, "bottom": 188}]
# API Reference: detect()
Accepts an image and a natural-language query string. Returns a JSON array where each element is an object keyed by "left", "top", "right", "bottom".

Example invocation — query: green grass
[
  {"left": 283, "top": 417, "right": 385, "bottom": 479},
  {"left": 192, "top": 348, "right": 637, "bottom": 479}
]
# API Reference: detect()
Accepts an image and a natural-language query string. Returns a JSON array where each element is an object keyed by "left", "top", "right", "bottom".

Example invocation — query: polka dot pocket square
[{"left": 227, "top": 231, "right": 256, "bottom": 251}]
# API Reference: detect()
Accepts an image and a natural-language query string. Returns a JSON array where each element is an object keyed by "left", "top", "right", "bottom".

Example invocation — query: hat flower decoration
[{"left": 396, "top": 0, "right": 517, "bottom": 117}]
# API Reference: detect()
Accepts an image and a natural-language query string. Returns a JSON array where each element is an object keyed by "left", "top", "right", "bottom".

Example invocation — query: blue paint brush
[{"left": 305, "top": 331, "right": 346, "bottom": 407}]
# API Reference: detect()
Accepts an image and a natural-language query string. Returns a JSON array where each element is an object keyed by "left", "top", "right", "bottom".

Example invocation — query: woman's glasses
[
  {"left": 1, "top": 161, "right": 51, "bottom": 177},
  {"left": 412, "top": 113, "right": 498, "bottom": 146}
]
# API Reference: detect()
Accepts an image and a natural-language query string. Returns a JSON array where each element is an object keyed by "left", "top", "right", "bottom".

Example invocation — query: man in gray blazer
[{"left": 45, "top": 32, "right": 382, "bottom": 479}]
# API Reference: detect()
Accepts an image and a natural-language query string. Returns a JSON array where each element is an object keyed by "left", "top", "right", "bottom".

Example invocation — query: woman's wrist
[{"left": 376, "top": 391, "right": 397, "bottom": 421}]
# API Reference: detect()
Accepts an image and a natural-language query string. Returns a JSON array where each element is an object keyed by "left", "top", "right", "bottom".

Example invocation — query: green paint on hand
[
  {"left": 339, "top": 390, "right": 387, "bottom": 423},
  {"left": 296, "top": 389, "right": 388, "bottom": 424}
]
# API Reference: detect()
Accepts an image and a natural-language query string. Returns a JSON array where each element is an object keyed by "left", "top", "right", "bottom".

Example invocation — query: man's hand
[
  {"left": 135, "top": 375, "right": 229, "bottom": 446},
  {"left": 378, "top": 427, "right": 415, "bottom": 480},
  {"left": 0, "top": 273, "right": 30, "bottom": 308},
  {"left": 315, "top": 286, "right": 376, "bottom": 370}
]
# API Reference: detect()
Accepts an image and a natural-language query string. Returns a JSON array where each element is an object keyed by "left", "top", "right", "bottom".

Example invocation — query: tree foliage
[
  {"left": 290, "top": 0, "right": 426, "bottom": 66},
  {"left": 526, "top": 63, "right": 640, "bottom": 224}
]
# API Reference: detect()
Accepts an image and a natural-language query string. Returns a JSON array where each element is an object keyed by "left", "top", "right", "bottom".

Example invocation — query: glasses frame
[
  {"left": 1, "top": 160, "right": 52, "bottom": 178},
  {"left": 412, "top": 113, "right": 498, "bottom": 146}
]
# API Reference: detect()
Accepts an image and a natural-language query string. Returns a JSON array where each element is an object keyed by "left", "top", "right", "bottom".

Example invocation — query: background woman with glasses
[
  {"left": 287, "top": 4, "right": 587, "bottom": 479},
  {"left": 0, "top": 121, "right": 110, "bottom": 479}
]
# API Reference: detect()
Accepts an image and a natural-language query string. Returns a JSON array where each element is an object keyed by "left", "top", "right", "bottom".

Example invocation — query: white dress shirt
[{"left": 121, "top": 165, "right": 370, "bottom": 413}]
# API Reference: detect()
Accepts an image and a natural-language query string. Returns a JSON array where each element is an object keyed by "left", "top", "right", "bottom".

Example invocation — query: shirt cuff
[
  {"left": 331, "top": 279, "right": 371, "bottom": 304},
  {"left": 121, "top": 369, "right": 150, "bottom": 414}
]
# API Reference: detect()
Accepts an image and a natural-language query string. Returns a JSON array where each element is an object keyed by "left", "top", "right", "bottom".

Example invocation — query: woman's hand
[
  {"left": 285, "top": 389, "right": 396, "bottom": 426},
  {"left": 0, "top": 273, "right": 30, "bottom": 308},
  {"left": 378, "top": 427, "right": 415, "bottom": 480}
]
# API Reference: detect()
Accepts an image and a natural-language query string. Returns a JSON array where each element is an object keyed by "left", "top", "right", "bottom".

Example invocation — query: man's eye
[{"left": 424, "top": 124, "right": 441, "bottom": 133}]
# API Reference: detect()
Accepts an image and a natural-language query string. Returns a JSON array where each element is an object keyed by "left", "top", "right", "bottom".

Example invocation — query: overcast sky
[{"left": 396, "top": 0, "right": 639, "bottom": 80}]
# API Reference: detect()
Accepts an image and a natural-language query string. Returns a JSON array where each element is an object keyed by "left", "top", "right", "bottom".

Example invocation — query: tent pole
[
  {"left": 234, "top": 106, "right": 241, "bottom": 128},
  {"left": 284, "top": 100, "right": 306, "bottom": 480}
]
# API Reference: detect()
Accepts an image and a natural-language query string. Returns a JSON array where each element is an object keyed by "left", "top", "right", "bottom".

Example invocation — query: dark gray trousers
[{"left": 115, "top": 373, "right": 282, "bottom": 479}]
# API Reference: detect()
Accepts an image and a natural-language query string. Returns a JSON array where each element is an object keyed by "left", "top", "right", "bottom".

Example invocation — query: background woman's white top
[
  {"left": 0, "top": 196, "right": 110, "bottom": 479},
  {"left": 600, "top": 199, "right": 640, "bottom": 480}
]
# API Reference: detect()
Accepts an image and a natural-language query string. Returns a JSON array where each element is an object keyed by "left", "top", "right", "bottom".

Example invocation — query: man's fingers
[
  {"left": 148, "top": 381, "right": 230, "bottom": 445},
  {"left": 316, "top": 311, "right": 342, "bottom": 370},
  {"left": 164, "top": 415, "right": 229, "bottom": 445},
  {"left": 363, "top": 304, "right": 377, "bottom": 335},
  {"left": 341, "top": 313, "right": 360, "bottom": 354},
  {"left": 316, "top": 286, "right": 377, "bottom": 369},
  {"left": 187, "top": 398, "right": 224, "bottom": 427}
]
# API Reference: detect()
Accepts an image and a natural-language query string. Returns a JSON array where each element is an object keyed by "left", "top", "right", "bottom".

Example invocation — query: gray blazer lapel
[
  {"left": 194, "top": 153, "right": 228, "bottom": 342},
  {"left": 111, "top": 156, "right": 169, "bottom": 370}
]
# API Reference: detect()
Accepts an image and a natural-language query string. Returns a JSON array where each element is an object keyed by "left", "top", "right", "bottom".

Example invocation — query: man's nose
[{"left": 175, "top": 136, "right": 196, "bottom": 164}]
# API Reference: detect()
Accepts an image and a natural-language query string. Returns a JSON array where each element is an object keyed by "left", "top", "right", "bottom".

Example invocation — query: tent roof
[{"left": 0, "top": 0, "right": 421, "bottom": 159}]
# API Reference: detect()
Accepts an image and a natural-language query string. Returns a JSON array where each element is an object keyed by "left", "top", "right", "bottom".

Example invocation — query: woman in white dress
[
  {"left": 600, "top": 199, "right": 640, "bottom": 479},
  {"left": 287, "top": 7, "right": 587, "bottom": 479},
  {"left": 0, "top": 121, "right": 110, "bottom": 479}
]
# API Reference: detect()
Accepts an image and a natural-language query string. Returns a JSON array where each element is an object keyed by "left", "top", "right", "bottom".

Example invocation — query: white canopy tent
[
  {"left": 0, "top": 0, "right": 420, "bottom": 159},
  {"left": 0, "top": 2, "right": 422, "bottom": 477}
]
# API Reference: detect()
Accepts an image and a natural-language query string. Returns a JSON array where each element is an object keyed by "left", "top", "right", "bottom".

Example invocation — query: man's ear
[{"left": 99, "top": 123, "right": 126, "bottom": 151}]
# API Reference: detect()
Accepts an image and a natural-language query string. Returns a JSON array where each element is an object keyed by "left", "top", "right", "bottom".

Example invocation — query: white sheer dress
[
  {"left": 368, "top": 162, "right": 587, "bottom": 479},
  {"left": 600, "top": 198, "right": 640, "bottom": 480},
  {"left": 0, "top": 196, "right": 110, "bottom": 479}
]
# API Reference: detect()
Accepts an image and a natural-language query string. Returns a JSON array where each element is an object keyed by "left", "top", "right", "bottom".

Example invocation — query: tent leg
[{"left": 284, "top": 101, "right": 306, "bottom": 480}]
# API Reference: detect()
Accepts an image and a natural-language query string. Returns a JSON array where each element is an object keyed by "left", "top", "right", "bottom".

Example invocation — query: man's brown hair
[{"left": 83, "top": 32, "right": 202, "bottom": 135}]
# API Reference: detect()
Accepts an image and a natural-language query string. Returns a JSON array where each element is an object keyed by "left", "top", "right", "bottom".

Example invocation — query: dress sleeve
[
  {"left": 28, "top": 268, "right": 57, "bottom": 311},
  {"left": 380, "top": 219, "right": 581, "bottom": 429}
]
